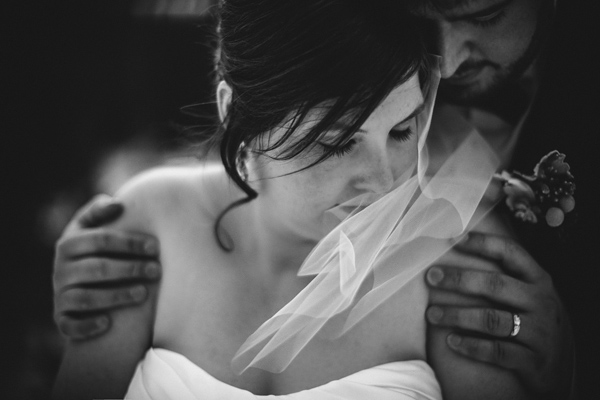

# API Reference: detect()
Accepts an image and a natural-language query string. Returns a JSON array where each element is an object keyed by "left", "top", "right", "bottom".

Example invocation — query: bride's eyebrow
[{"left": 400, "top": 102, "right": 426, "bottom": 123}]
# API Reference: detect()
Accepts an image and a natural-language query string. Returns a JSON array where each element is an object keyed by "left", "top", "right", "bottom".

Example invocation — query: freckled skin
[{"left": 249, "top": 76, "right": 423, "bottom": 242}]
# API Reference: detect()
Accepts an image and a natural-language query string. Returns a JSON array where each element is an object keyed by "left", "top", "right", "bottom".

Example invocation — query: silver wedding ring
[{"left": 510, "top": 313, "right": 521, "bottom": 337}]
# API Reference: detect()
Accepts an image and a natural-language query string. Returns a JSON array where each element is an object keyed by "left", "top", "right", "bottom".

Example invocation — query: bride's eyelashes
[
  {"left": 389, "top": 127, "right": 414, "bottom": 143},
  {"left": 318, "top": 125, "right": 415, "bottom": 158},
  {"left": 318, "top": 139, "right": 357, "bottom": 158}
]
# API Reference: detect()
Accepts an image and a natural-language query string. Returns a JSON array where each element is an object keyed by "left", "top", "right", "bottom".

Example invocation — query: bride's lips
[{"left": 335, "top": 204, "right": 369, "bottom": 216}]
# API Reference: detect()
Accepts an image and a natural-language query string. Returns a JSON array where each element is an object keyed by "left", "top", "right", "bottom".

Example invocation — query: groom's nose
[{"left": 435, "top": 21, "right": 472, "bottom": 79}]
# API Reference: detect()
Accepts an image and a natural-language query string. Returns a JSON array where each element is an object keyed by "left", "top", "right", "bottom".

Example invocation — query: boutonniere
[{"left": 494, "top": 150, "right": 575, "bottom": 227}]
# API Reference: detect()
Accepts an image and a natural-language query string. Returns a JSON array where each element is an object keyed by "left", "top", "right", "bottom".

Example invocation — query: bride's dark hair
[{"left": 211, "top": 0, "right": 429, "bottom": 250}]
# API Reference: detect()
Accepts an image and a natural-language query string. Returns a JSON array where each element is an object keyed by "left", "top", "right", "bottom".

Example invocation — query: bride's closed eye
[
  {"left": 318, "top": 138, "right": 357, "bottom": 158},
  {"left": 318, "top": 122, "right": 415, "bottom": 158},
  {"left": 389, "top": 125, "right": 414, "bottom": 143}
]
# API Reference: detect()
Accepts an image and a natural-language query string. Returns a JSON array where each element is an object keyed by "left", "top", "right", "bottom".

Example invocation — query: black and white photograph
[{"left": 4, "top": 1, "right": 598, "bottom": 398}]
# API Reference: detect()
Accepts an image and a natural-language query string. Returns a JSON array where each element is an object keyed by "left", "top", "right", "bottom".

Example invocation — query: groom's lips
[
  {"left": 444, "top": 61, "right": 496, "bottom": 86},
  {"left": 445, "top": 67, "right": 484, "bottom": 86}
]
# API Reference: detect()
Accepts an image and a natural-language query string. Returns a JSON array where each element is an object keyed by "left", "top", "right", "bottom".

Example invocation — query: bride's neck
[{"left": 223, "top": 197, "right": 317, "bottom": 276}]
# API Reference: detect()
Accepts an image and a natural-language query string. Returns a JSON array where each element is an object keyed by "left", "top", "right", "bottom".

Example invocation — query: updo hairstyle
[
  {"left": 214, "top": 0, "right": 428, "bottom": 195},
  {"left": 210, "top": 0, "right": 429, "bottom": 249}
]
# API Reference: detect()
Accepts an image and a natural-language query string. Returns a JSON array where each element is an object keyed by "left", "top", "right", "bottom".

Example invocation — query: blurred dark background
[
  {"left": 4, "top": 1, "right": 216, "bottom": 398},
  {"left": 2, "top": 0, "right": 599, "bottom": 399}
]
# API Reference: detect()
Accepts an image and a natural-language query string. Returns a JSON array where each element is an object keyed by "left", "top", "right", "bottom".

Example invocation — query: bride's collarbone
[
  {"left": 155, "top": 277, "right": 423, "bottom": 395},
  {"left": 153, "top": 226, "right": 426, "bottom": 394}
]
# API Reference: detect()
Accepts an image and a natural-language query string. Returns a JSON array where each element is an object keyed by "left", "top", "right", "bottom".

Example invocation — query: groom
[
  {"left": 409, "top": 1, "right": 596, "bottom": 399},
  {"left": 54, "top": 0, "right": 594, "bottom": 398}
]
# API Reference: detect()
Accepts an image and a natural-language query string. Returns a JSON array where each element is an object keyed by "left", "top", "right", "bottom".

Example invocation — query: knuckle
[
  {"left": 127, "top": 237, "right": 144, "bottom": 254},
  {"left": 486, "top": 272, "right": 505, "bottom": 294},
  {"left": 442, "top": 308, "right": 456, "bottom": 325},
  {"left": 450, "top": 269, "right": 463, "bottom": 288},
  {"left": 63, "top": 260, "right": 91, "bottom": 287},
  {"left": 471, "top": 232, "right": 486, "bottom": 248},
  {"left": 130, "top": 261, "right": 145, "bottom": 278},
  {"left": 94, "top": 233, "right": 110, "bottom": 251},
  {"left": 502, "top": 238, "right": 520, "bottom": 257},
  {"left": 463, "top": 337, "right": 481, "bottom": 357},
  {"left": 68, "top": 289, "right": 95, "bottom": 311},
  {"left": 483, "top": 309, "right": 501, "bottom": 334},
  {"left": 116, "top": 289, "right": 131, "bottom": 303},
  {"left": 492, "top": 341, "right": 507, "bottom": 363},
  {"left": 96, "top": 259, "right": 110, "bottom": 280}
]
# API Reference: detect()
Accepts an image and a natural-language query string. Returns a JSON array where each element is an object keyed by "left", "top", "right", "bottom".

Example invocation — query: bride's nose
[{"left": 352, "top": 148, "right": 395, "bottom": 194}]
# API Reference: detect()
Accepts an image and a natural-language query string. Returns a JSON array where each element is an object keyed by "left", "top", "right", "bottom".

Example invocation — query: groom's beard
[{"left": 438, "top": 0, "right": 554, "bottom": 107}]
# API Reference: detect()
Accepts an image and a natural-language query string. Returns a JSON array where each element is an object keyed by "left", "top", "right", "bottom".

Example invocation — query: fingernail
[
  {"left": 130, "top": 286, "right": 147, "bottom": 301},
  {"left": 426, "top": 306, "right": 443, "bottom": 323},
  {"left": 144, "top": 240, "right": 158, "bottom": 255},
  {"left": 103, "top": 199, "right": 117, "bottom": 208},
  {"left": 448, "top": 334, "right": 462, "bottom": 347},
  {"left": 144, "top": 263, "right": 159, "bottom": 278},
  {"left": 426, "top": 267, "right": 444, "bottom": 285}
]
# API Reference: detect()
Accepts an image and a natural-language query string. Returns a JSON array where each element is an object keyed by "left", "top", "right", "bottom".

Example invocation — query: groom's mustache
[{"left": 446, "top": 59, "right": 498, "bottom": 81}]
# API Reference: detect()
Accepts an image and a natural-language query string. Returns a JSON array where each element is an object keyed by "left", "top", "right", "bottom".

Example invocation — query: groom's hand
[
  {"left": 53, "top": 194, "right": 161, "bottom": 340},
  {"left": 425, "top": 232, "right": 574, "bottom": 398}
]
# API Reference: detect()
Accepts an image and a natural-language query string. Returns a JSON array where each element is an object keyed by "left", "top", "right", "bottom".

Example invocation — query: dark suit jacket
[{"left": 509, "top": 3, "right": 599, "bottom": 397}]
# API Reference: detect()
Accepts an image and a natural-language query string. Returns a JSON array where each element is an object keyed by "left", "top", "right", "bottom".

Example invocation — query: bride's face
[{"left": 248, "top": 74, "right": 425, "bottom": 242}]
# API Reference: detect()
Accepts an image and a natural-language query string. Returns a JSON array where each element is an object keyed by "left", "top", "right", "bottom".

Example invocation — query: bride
[{"left": 52, "top": 1, "right": 528, "bottom": 399}]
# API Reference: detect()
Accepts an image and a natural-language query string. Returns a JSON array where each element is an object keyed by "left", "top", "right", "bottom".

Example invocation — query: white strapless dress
[{"left": 125, "top": 349, "right": 441, "bottom": 400}]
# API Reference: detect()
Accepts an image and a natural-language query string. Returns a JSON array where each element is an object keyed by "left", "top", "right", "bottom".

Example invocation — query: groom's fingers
[
  {"left": 452, "top": 232, "right": 545, "bottom": 282},
  {"left": 55, "top": 286, "right": 148, "bottom": 314},
  {"left": 445, "top": 333, "right": 536, "bottom": 372},
  {"left": 64, "top": 194, "right": 124, "bottom": 233},
  {"left": 427, "top": 306, "right": 518, "bottom": 339},
  {"left": 55, "top": 314, "right": 111, "bottom": 340},
  {"left": 426, "top": 265, "right": 531, "bottom": 308}
]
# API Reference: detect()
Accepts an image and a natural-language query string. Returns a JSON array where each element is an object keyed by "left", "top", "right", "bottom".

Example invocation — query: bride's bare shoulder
[
  {"left": 115, "top": 162, "right": 225, "bottom": 197},
  {"left": 111, "top": 163, "right": 231, "bottom": 232}
]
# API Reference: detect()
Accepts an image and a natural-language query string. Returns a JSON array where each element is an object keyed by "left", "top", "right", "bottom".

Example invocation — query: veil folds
[{"left": 232, "top": 57, "right": 500, "bottom": 374}]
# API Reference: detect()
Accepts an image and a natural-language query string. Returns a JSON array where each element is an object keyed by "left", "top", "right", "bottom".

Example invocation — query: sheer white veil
[{"left": 232, "top": 58, "right": 500, "bottom": 374}]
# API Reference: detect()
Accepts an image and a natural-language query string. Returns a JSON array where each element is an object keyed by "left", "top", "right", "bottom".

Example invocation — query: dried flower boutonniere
[{"left": 494, "top": 150, "right": 575, "bottom": 227}]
